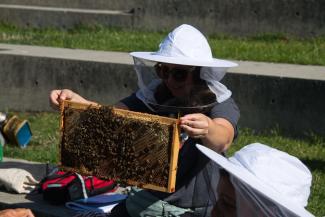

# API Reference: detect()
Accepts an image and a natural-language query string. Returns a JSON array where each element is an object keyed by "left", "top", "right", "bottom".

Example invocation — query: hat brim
[
  {"left": 196, "top": 144, "right": 314, "bottom": 217},
  {"left": 130, "top": 52, "right": 238, "bottom": 68}
]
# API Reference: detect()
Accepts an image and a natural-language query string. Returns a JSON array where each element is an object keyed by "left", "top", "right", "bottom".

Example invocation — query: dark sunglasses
[{"left": 155, "top": 63, "right": 196, "bottom": 82}]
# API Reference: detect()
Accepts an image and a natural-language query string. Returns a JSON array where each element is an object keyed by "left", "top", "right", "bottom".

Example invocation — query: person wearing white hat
[
  {"left": 50, "top": 24, "right": 240, "bottom": 216},
  {"left": 197, "top": 143, "right": 314, "bottom": 217}
]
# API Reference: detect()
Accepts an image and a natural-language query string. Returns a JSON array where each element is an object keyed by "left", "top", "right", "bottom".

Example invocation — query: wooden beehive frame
[{"left": 59, "top": 100, "right": 180, "bottom": 193}]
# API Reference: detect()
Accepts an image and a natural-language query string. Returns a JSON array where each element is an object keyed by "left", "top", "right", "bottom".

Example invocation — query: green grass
[
  {"left": 2, "top": 112, "right": 325, "bottom": 216},
  {"left": 0, "top": 23, "right": 324, "bottom": 65},
  {"left": 3, "top": 112, "right": 60, "bottom": 163}
]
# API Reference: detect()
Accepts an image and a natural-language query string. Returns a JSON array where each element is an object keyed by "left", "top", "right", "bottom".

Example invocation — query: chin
[
  {"left": 172, "top": 92, "right": 186, "bottom": 98},
  {"left": 170, "top": 88, "right": 189, "bottom": 97}
]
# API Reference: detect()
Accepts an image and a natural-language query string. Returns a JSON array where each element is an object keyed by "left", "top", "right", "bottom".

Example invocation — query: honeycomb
[{"left": 59, "top": 100, "right": 180, "bottom": 192}]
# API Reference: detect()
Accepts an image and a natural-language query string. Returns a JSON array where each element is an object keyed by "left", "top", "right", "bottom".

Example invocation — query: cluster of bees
[{"left": 61, "top": 106, "right": 173, "bottom": 187}]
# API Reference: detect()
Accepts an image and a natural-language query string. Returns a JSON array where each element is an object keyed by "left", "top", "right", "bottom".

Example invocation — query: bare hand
[
  {"left": 0, "top": 208, "right": 35, "bottom": 217},
  {"left": 179, "top": 113, "right": 211, "bottom": 139},
  {"left": 49, "top": 89, "right": 75, "bottom": 110}
]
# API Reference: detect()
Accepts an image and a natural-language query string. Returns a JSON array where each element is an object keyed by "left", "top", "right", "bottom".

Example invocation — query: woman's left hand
[
  {"left": 179, "top": 113, "right": 211, "bottom": 139},
  {"left": 180, "top": 113, "right": 235, "bottom": 153}
]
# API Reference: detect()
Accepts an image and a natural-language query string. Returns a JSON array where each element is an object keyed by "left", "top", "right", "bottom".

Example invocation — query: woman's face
[
  {"left": 156, "top": 63, "right": 195, "bottom": 97},
  {"left": 212, "top": 171, "right": 237, "bottom": 217}
]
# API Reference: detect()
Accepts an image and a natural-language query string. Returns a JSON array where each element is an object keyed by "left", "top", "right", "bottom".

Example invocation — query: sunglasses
[{"left": 155, "top": 63, "right": 196, "bottom": 82}]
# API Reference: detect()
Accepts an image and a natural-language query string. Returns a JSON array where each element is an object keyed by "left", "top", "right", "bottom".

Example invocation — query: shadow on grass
[{"left": 301, "top": 158, "right": 325, "bottom": 172}]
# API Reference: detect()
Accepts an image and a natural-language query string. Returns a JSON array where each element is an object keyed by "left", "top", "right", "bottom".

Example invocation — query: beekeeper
[{"left": 50, "top": 24, "right": 240, "bottom": 216}]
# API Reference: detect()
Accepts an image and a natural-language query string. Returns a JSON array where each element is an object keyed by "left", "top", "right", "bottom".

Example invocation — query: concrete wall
[
  {"left": 222, "top": 74, "right": 325, "bottom": 137},
  {"left": 0, "top": 55, "right": 137, "bottom": 111},
  {"left": 135, "top": 0, "right": 325, "bottom": 37},
  {"left": 1, "top": 44, "right": 324, "bottom": 137},
  {"left": 0, "top": 0, "right": 324, "bottom": 37}
]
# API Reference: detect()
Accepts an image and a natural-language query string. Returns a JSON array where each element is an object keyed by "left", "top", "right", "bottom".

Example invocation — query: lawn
[
  {"left": 0, "top": 23, "right": 324, "bottom": 66},
  {"left": 2, "top": 112, "right": 325, "bottom": 216}
]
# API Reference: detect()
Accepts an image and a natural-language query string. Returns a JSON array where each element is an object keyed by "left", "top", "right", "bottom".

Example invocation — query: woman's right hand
[{"left": 49, "top": 89, "right": 88, "bottom": 110}]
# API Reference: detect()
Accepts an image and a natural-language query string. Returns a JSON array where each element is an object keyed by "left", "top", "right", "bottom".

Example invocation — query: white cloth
[
  {"left": 0, "top": 168, "right": 38, "bottom": 193},
  {"left": 130, "top": 24, "right": 238, "bottom": 68},
  {"left": 229, "top": 143, "right": 312, "bottom": 208},
  {"left": 196, "top": 143, "right": 314, "bottom": 217}
]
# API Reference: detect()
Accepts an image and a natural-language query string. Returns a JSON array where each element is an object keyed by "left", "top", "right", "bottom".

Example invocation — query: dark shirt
[
  {"left": 120, "top": 93, "right": 239, "bottom": 137},
  {"left": 118, "top": 93, "right": 240, "bottom": 217}
]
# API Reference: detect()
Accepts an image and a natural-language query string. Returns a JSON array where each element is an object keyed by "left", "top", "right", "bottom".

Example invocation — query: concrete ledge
[
  {"left": 231, "top": 61, "right": 325, "bottom": 81},
  {"left": 0, "top": 4, "right": 133, "bottom": 29},
  {"left": 0, "top": 43, "right": 133, "bottom": 64},
  {"left": 1, "top": 43, "right": 325, "bottom": 137},
  {"left": 0, "top": 0, "right": 137, "bottom": 10},
  {"left": 0, "top": 4, "right": 132, "bottom": 14}
]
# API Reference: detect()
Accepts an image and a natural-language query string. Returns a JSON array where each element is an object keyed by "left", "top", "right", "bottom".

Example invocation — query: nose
[{"left": 166, "top": 73, "right": 179, "bottom": 85}]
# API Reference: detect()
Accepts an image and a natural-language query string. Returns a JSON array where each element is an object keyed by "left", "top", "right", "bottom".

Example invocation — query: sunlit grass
[
  {"left": 0, "top": 23, "right": 324, "bottom": 65},
  {"left": 3, "top": 112, "right": 60, "bottom": 163}
]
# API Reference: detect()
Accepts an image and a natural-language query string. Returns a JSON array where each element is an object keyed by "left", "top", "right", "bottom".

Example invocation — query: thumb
[{"left": 59, "top": 90, "right": 72, "bottom": 101}]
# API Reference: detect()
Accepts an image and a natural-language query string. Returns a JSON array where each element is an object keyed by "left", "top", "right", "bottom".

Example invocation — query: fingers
[
  {"left": 179, "top": 113, "right": 210, "bottom": 139},
  {"left": 59, "top": 89, "right": 72, "bottom": 101},
  {"left": 181, "top": 124, "right": 208, "bottom": 138},
  {"left": 49, "top": 90, "right": 61, "bottom": 110},
  {"left": 14, "top": 208, "right": 35, "bottom": 217},
  {"left": 180, "top": 113, "right": 209, "bottom": 129},
  {"left": 49, "top": 89, "right": 73, "bottom": 110},
  {"left": 180, "top": 113, "right": 203, "bottom": 121},
  {"left": 0, "top": 208, "right": 35, "bottom": 217},
  {"left": 181, "top": 119, "right": 208, "bottom": 129},
  {"left": 25, "top": 209, "right": 35, "bottom": 217}
]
